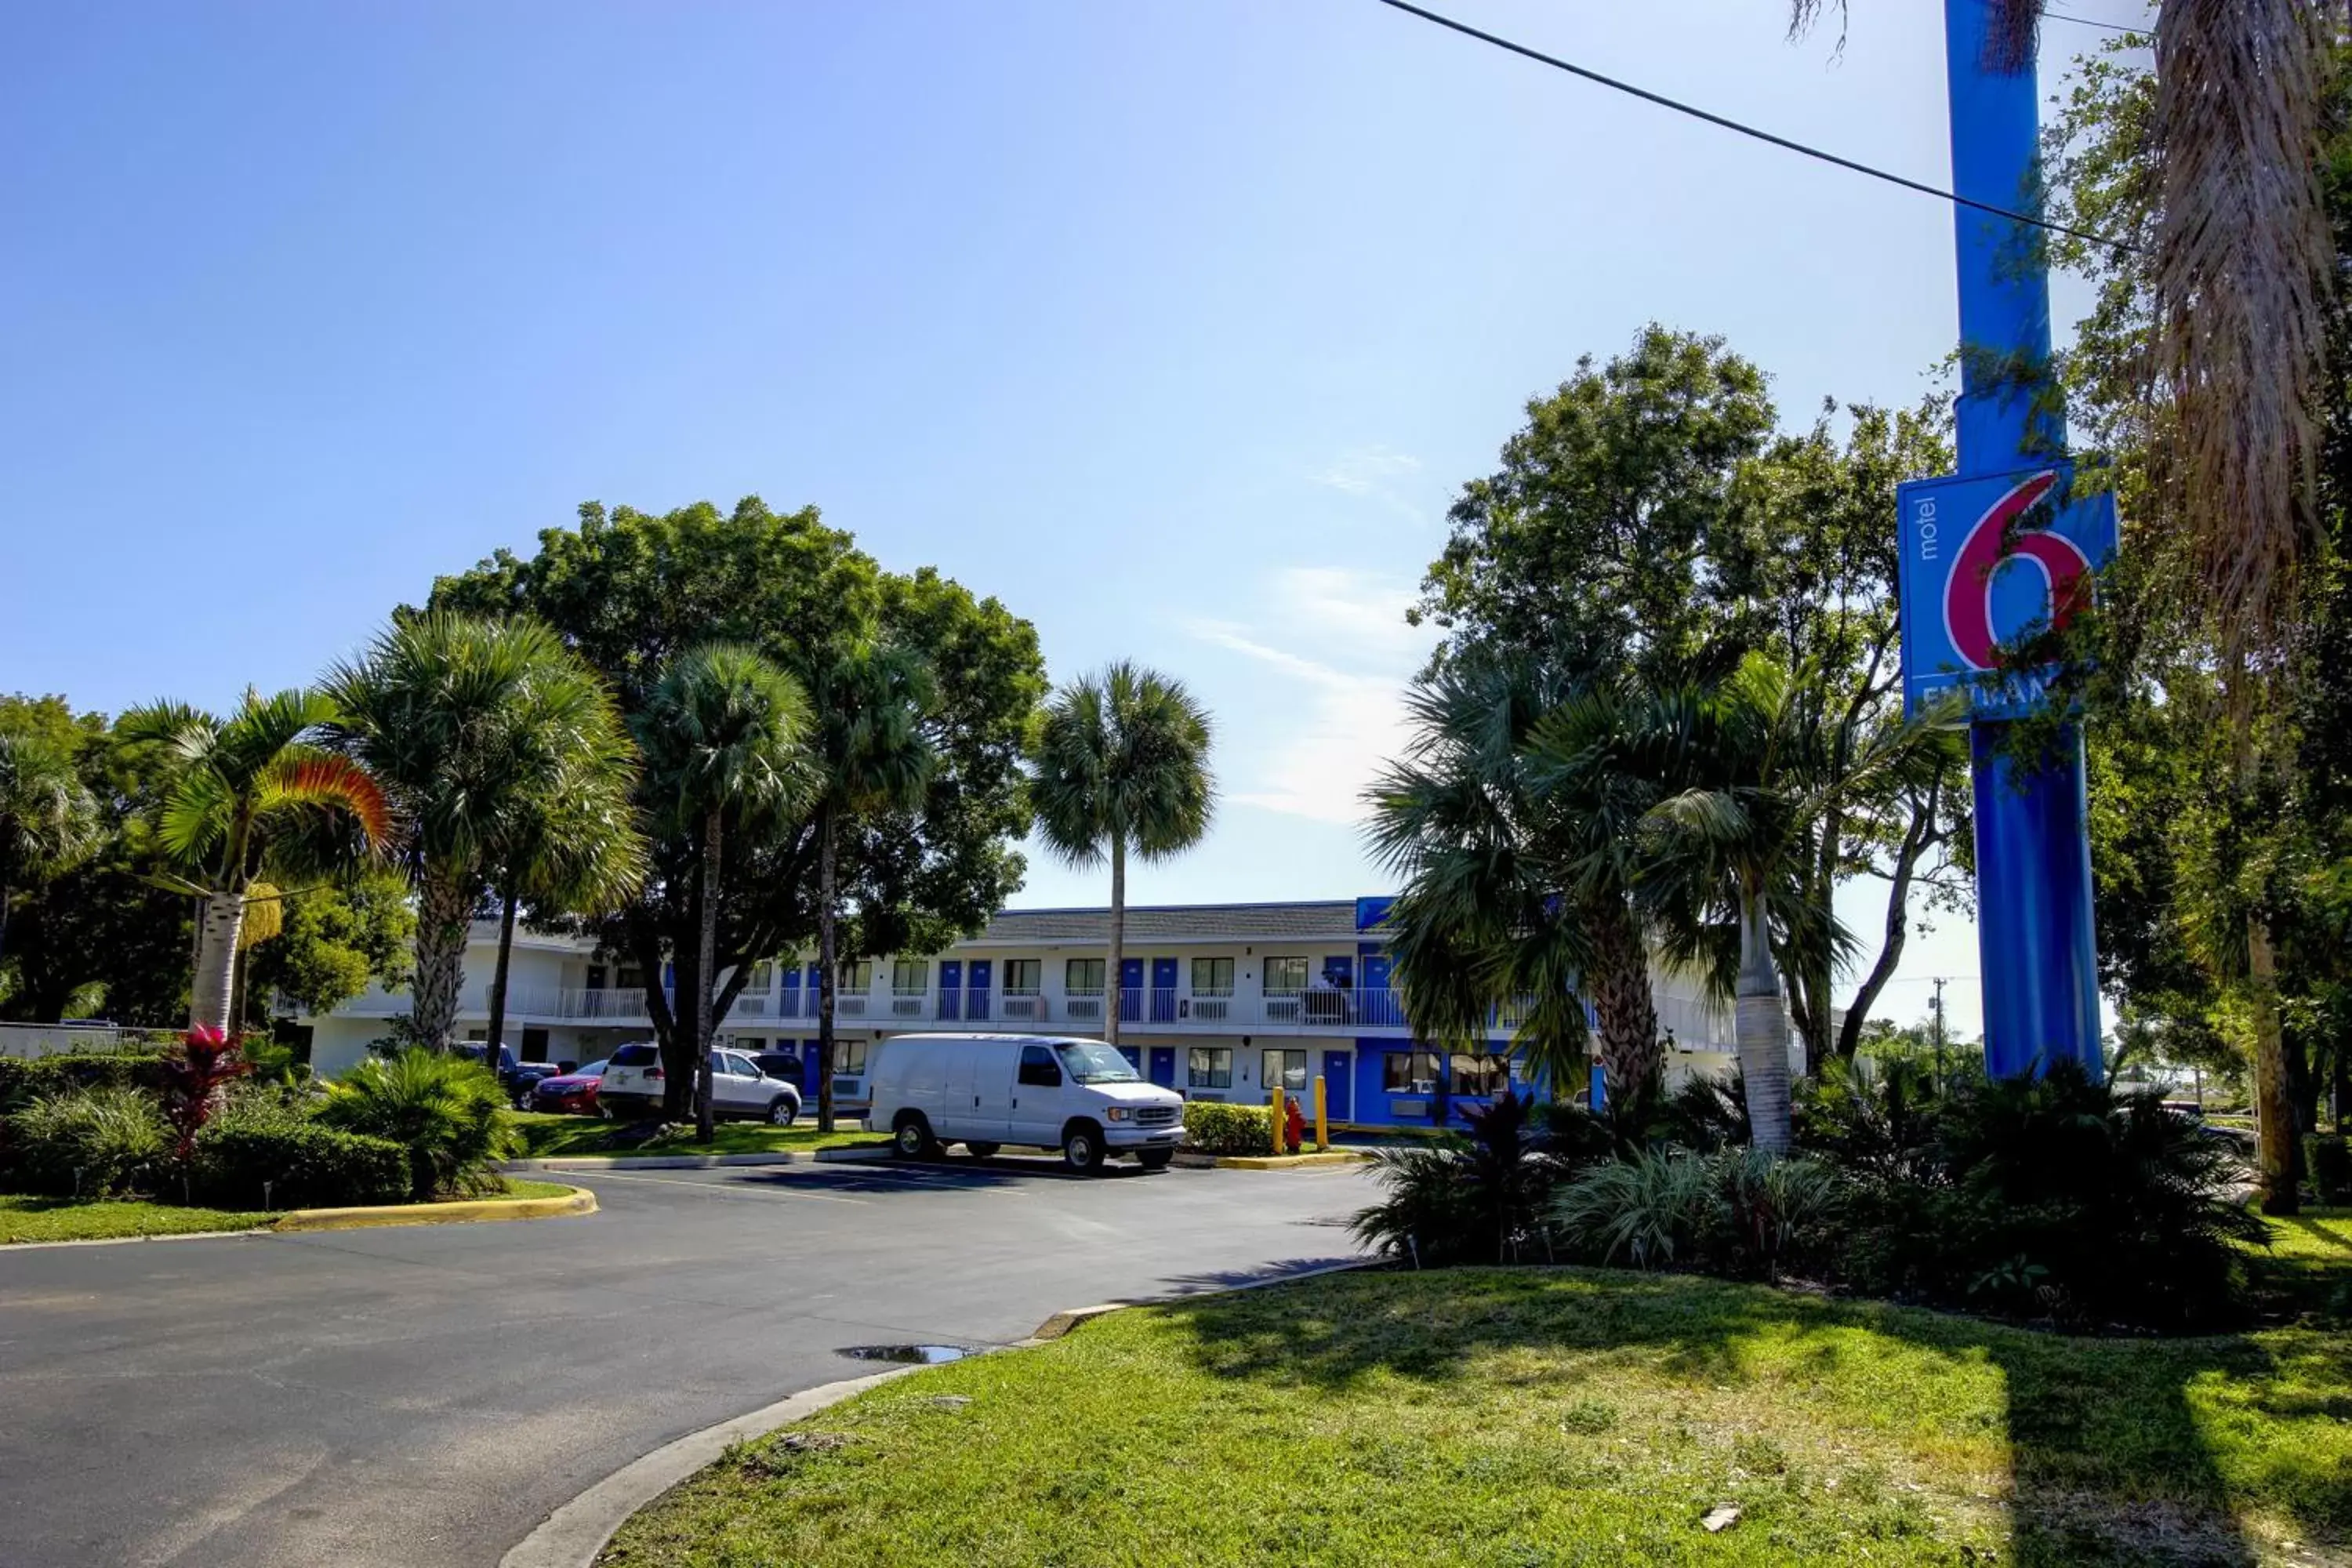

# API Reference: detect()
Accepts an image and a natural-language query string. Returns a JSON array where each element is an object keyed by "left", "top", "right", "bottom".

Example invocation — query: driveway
[{"left": 0, "top": 1157, "right": 1372, "bottom": 1568}]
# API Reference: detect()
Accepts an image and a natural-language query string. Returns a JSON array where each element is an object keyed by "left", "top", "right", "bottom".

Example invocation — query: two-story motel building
[{"left": 300, "top": 898, "right": 1742, "bottom": 1127}]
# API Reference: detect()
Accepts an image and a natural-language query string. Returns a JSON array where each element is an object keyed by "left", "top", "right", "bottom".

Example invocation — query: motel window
[
  {"left": 1261, "top": 1049, "right": 1308, "bottom": 1092},
  {"left": 891, "top": 959, "right": 930, "bottom": 995},
  {"left": 1263, "top": 956, "right": 1310, "bottom": 995},
  {"left": 1003, "top": 958, "right": 1042, "bottom": 995},
  {"left": 835, "top": 1040, "right": 869, "bottom": 1076},
  {"left": 839, "top": 960, "right": 873, "bottom": 993},
  {"left": 1066, "top": 957, "right": 1105, "bottom": 995},
  {"left": 1188, "top": 1047, "right": 1233, "bottom": 1090},
  {"left": 1383, "top": 1051, "right": 1440, "bottom": 1095},
  {"left": 615, "top": 965, "right": 645, "bottom": 990},
  {"left": 1449, "top": 1053, "right": 1510, "bottom": 1098},
  {"left": 1191, "top": 956, "right": 1234, "bottom": 996},
  {"left": 747, "top": 960, "right": 774, "bottom": 993}
]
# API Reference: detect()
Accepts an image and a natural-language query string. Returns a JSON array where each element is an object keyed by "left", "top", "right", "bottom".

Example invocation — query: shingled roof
[{"left": 970, "top": 901, "right": 1366, "bottom": 946}]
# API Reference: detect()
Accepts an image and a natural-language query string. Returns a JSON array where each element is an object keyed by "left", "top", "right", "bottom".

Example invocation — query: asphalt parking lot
[{"left": 0, "top": 1156, "right": 1373, "bottom": 1568}]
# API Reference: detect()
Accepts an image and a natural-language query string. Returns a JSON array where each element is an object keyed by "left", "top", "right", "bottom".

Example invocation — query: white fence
[{"left": 0, "top": 1022, "right": 138, "bottom": 1060}]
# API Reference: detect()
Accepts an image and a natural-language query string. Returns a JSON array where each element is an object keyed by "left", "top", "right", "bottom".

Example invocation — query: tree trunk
[
  {"left": 1105, "top": 834, "right": 1125, "bottom": 1050},
  {"left": 1583, "top": 897, "right": 1660, "bottom": 1120},
  {"left": 485, "top": 880, "right": 517, "bottom": 1072},
  {"left": 0, "top": 875, "right": 13, "bottom": 967},
  {"left": 816, "top": 807, "right": 839, "bottom": 1135},
  {"left": 695, "top": 805, "right": 722, "bottom": 1144},
  {"left": 1734, "top": 888, "right": 1794, "bottom": 1153},
  {"left": 2332, "top": 1033, "right": 2347, "bottom": 1134},
  {"left": 230, "top": 942, "right": 250, "bottom": 1036},
  {"left": 189, "top": 890, "right": 245, "bottom": 1036},
  {"left": 1837, "top": 782, "right": 1939, "bottom": 1061},
  {"left": 409, "top": 870, "right": 479, "bottom": 1049},
  {"left": 2249, "top": 912, "right": 2299, "bottom": 1215}
]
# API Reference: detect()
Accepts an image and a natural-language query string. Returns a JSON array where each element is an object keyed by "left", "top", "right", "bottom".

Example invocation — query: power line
[
  {"left": 1367, "top": 0, "right": 2136, "bottom": 253},
  {"left": 2044, "top": 8, "right": 2152, "bottom": 36}
]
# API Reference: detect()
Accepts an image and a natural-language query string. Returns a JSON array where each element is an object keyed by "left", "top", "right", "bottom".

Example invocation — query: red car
[{"left": 527, "top": 1058, "right": 608, "bottom": 1116}]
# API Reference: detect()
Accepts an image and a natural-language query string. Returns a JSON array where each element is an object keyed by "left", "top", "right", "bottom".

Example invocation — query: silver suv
[{"left": 598, "top": 1041, "right": 802, "bottom": 1125}]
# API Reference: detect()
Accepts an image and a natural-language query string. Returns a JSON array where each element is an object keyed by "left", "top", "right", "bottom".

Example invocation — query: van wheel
[
  {"left": 964, "top": 1142, "right": 1001, "bottom": 1158},
  {"left": 894, "top": 1113, "right": 938, "bottom": 1160},
  {"left": 1062, "top": 1123, "right": 1105, "bottom": 1174},
  {"left": 1138, "top": 1149, "right": 1174, "bottom": 1172},
  {"left": 768, "top": 1096, "right": 799, "bottom": 1127}
]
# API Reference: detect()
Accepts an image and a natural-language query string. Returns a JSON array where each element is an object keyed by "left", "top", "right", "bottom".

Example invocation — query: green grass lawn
[
  {"left": 0, "top": 1194, "right": 278, "bottom": 1243},
  {"left": 472, "top": 1176, "right": 579, "bottom": 1202},
  {"left": 508, "top": 1111, "right": 881, "bottom": 1160},
  {"left": 603, "top": 1222, "right": 2352, "bottom": 1568}
]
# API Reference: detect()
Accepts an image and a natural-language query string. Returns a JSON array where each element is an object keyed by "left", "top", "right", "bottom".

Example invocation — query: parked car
[
  {"left": 866, "top": 1033, "right": 1184, "bottom": 1173},
  {"left": 598, "top": 1042, "right": 802, "bottom": 1125},
  {"left": 528, "top": 1058, "right": 608, "bottom": 1116},
  {"left": 456, "top": 1042, "right": 568, "bottom": 1109},
  {"left": 750, "top": 1050, "right": 806, "bottom": 1092}
]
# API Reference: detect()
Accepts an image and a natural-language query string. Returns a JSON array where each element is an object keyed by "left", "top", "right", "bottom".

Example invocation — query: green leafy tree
[
  {"left": 1028, "top": 662, "right": 1215, "bottom": 1051},
  {"left": 802, "top": 644, "right": 935, "bottom": 1134},
  {"left": 636, "top": 643, "right": 815, "bottom": 1138},
  {"left": 121, "top": 690, "right": 394, "bottom": 1036},
  {"left": 241, "top": 872, "right": 417, "bottom": 1024},
  {"left": 0, "top": 721, "right": 100, "bottom": 967},
  {"left": 427, "top": 499, "right": 1044, "bottom": 1105}
]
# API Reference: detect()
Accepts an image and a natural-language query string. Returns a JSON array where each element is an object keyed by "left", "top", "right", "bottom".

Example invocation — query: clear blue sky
[{"left": 0, "top": 1, "right": 2150, "bottom": 1036}]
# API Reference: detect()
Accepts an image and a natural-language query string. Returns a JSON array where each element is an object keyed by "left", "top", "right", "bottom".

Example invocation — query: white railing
[
  {"left": 1064, "top": 991, "right": 1105, "bottom": 1021},
  {"left": 837, "top": 993, "right": 869, "bottom": 1018},
  {"left": 890, "top": 989, "right": 927, "bottom": 1018},
  {"left": 731, "top": 995, "right": 770, "bottom": 1018},
  {"left": 1000, "top": 992, "right": 1047, "bottom": 1021}
]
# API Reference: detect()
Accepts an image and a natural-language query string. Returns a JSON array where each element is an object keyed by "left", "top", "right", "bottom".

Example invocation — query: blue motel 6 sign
[{"left": 1896, "top": 461, "right": 2118, "bottom": 720}]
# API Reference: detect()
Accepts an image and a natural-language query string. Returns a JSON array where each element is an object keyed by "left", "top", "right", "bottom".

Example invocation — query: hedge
[
  {"left": 2, "top": 1086, "right": 169, "bottom": 1197},
  {"left": 190, "top": 1123, "right": 410, "bottom": 1210},
  {"left": 1183, "top": 1101, "right": 1278, "bottom": 1156},
  {"left": 0, "top": 1052, "right": 170, "bottom": 1111}
]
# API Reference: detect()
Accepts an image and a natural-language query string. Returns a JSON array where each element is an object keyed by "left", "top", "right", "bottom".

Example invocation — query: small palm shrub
[
  {"left": 2, "top": 1087, "right": 170, "bottom": 1197},
  {"left": 1648, "top": 1071, "right": 1748, "bottom": 1153},
  {"left": 1352, "top": 1093, "right": 1568, "bottom": 1265},
  {"left": 318, "top": 1048, "right": 517, "bottom": 1199},
  {"left": 1548, "top": 1148, "right": 1846, "bottom": 1279}
]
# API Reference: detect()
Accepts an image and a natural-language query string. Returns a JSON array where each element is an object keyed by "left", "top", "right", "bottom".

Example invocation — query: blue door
[
  {"left": 938, "top": 960, "right": 962, "bottom": 1022},
  {"left": 779, "top": 965, "right": 800, "bottom": 1021},
  {"left": 1149, "top": 956, "right": 1178, "bottom": 1022},
  {"left": 1360, "top": 954, "right": 1398, "bottom": 1028},
  {"left": 1118, "top": 1045, "right": 1142, "bottom": 1072},
  {"left": 1149, "top": 1047, "right": 1177, "bottom": 1089},
  {"left": 804, "top": 963, "right": 822, "bottom": 1019},
  {"left": 1322, "top": 1051, "right": 1353, "bottom": 1121},
  {"left": 801, "top": 1040, "right": 822, "bottom": 1090},
  {"left": 966, "top": 960, "right": 991, "bottom": 1022},
  {"left": 1120, "top": 957, "right": 1144, "bottom": 1023}
]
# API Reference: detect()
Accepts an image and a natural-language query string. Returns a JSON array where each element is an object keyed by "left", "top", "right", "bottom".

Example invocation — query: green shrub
[
  {"left": 317, "top": 1048, "right": 517, "bottom": 1199},
  {"left": 0, "top": 1051, "right": 170, "bottom": 1112},
  {"left": 1548, "top": 1148, "right": 1845, "bottom": 1279},
  {"left": 190, "top": 1122, "right": 408, "bottom": 1210},
  {"left": 1352, "top": 1094, "right": 1566, "bottom": 1265},
  {"left": 2307, "top": 1134, "right": 2350, "bottom": 1205},
  {"left": 2, "top": 1087, "right": 170, "bottom": 1197},
  {"left": 1183, "top": 1101, "right": 1277, "bottom": 1156}
]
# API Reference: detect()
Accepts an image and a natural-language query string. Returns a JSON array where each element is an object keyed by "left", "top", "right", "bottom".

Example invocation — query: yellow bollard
[
  {"left": 1269, "top": 1083, "right": 1286, "bottom": 1154},
  {"left": 1313, "top": 1075, "right": 1329, "bottom": 1152}
]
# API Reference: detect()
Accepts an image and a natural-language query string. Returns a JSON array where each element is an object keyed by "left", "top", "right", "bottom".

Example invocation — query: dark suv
[{"left": 456, "top": 1043, "right": 568, "bottom": 1109}]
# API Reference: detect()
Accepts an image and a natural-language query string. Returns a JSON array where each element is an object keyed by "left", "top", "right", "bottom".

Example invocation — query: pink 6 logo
[{"left": 1944, "top": 470, "right": 2093, "bottom": 670}]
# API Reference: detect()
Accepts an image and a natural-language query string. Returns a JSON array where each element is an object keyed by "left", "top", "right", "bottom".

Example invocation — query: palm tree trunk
[
  {"left": 2249, "top": 911, "right": 2299, "bottom": 1215},
  {"left": 485, "top": 880, "right": 517, "bottom": 1073},
  {"left": 696, "top": 805, "right": 722, "bottom": 1145},
  {"left": 816, "top": 806, "right": 839, "bottom": 1135},
  {"left": 230, "top": 942, "right": 249, "bottom": 1036},
  {"left": 410, "top": 870, "right": 477, "bottom": 1049},
  {"left": 190, "top": 891, "right": 245, "bottom": 1036},
  {"left": 1584, "top": 898, "right": 1660, "bottom": 1119},
  {"left": 1733, "top": 888, "right": 1794, "bottom": 1153},
  {"left": 1105, "top": 834, "right": 1125, "bottom": 1050},
  {"left": 0, "top": 875, "right": 13, "bottom": 967}
]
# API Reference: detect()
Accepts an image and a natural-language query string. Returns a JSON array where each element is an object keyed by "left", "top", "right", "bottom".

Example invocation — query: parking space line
[{"left": 579, "top": 1171, "right": 868, "bottom": 1205}]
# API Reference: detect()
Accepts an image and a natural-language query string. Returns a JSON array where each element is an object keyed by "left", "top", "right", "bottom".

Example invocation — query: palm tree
[
  {"left": 0, "top": 731, "right": 99, "bottom": 968},
  {"left": 636, "top": 643, "right": 816, "bottom": 1141},
  {"left": 1366, "top": 657, "right": 1666, "bottom": 1123},
  {"left": 1584, "top": 655, "right": 1955, "bottom": 1150},
  {"left": 328, "top": 613, "right": 640, "bottom": 1051},
  {"left": 801, "top": 644, "right": 935, "bottom": 1134},
  {"left": 120, "top": 690, "right": 394, "bottom": 1036},
  {"left": 1029, "top": 662, "right": 1215, "bottom": 1052}
]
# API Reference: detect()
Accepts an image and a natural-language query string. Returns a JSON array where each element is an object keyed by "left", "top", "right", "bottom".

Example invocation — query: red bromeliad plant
[{"left": 159, "top": 1025, "right": 250, "bottom": 1165}]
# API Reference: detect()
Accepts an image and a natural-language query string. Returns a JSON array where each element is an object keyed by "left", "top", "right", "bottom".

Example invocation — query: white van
[{"left": 867, "top": 1033, "right": 1185, "bottom": 1173}]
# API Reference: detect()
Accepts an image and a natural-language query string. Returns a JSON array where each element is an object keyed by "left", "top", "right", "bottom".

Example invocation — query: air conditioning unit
[{"left": 1191, "top": 997, "right": 1229, "bottom": 1022}]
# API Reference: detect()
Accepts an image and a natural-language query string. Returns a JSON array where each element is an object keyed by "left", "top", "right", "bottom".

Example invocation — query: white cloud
[
  {"left": 1308, "top": 445, "right": 1426, "bottom": 523},
  {"left": 1185, "top": 567, "right": 1437, "bottom": 827}
]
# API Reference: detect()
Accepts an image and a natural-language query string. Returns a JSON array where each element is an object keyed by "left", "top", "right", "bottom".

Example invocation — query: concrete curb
[
  {"left": 497, "top": 1368, "right": 918, "bottom": 1568},
  {"left": 503, "top": 1257, "right": 1377, "bottom": 1568},
  {"left": 504, "top": 1153, "right": 808, "bottom": 1172},
  {"left": 811, "top": 1144, "right": 900, "bottom": 1164},
  {"left": 1209, "top": 1150, "right": 1374, "bottom": 1171},
  {"left": 273, "top": 1185, "right": 597, "bottom": 1232}
]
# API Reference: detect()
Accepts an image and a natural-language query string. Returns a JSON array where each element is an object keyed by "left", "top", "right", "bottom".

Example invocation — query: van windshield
[{"left": 1055, "top": 1043, "right": 1141, "bottom": 1083}]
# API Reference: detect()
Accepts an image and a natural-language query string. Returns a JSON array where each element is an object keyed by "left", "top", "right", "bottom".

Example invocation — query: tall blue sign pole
[{"left": 1892, "top": 0, "right": 2111, "bottom": 1079}]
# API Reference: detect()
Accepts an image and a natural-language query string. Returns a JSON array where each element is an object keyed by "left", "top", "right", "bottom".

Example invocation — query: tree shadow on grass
[{"left": 1152, "top": 1267, "right": 2352, "bottom": 1566}]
